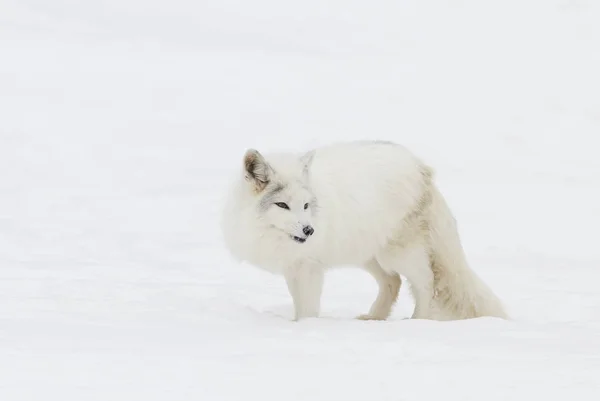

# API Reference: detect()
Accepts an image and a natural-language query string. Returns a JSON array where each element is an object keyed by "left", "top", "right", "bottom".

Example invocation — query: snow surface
[{"left": 2, "top": 0, "right": 600, "bottom": 400}]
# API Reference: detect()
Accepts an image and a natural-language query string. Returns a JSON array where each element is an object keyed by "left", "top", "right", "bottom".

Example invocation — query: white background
[{"left": 1, "top": 1, "right": 600, "bottom": 400}]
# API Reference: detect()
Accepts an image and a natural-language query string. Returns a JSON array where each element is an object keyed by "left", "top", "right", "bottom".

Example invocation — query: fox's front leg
[{"left": 284, "top": 263, "right": 324, "bottom": 321}]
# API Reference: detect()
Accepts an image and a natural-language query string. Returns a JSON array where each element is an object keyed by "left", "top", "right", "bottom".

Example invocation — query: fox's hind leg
[
  {"left": 377, "top": 241, "right": 436, "bottom": 320},
  {"left": 284, "top": 262, "right": 324, "bottom": 321},
  {"left": 356, "top": 259, "right": 402, "bottom": 321}
]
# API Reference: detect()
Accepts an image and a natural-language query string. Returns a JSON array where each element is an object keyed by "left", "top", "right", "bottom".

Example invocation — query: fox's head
[{"left": 242, "top": 148, "right": 317, "bottom": 244}]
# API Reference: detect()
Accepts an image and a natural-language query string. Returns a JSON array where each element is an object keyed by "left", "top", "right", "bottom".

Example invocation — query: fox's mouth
[
  {"left": 291, "top": 235, "right": 307, "bottom": 244},
  {"left": 271, "top": 225, "right": 309, "bottom": 244}
]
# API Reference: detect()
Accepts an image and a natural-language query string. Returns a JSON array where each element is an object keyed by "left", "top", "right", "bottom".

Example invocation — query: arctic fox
[{"left": 220, "top": 140, "right": 507, "bottom": 321}]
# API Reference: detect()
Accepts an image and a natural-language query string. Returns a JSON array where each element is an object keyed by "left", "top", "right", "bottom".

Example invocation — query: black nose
[{"left": 303, "top": 225, "right": 314, "bottom": 236}]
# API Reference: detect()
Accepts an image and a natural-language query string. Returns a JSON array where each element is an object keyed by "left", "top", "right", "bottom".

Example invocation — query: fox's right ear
[{"left": 243, "top": 149, "right": 272, "bottom": 192}]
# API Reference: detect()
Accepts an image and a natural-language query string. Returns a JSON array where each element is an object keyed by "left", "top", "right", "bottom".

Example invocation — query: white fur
[{"left": 220, "top": 140, "right": 507, "bottom": 321}]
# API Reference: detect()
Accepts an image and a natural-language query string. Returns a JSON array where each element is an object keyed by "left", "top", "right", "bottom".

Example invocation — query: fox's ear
[
  {"left": 244, "top": 149, "right": 272, "bottom": 192},
  {"left": 300, "top": 150, "right": 315, "bottom": 180}
]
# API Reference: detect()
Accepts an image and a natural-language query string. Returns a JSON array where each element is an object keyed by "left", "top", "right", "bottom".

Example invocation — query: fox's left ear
[
  {"left": 244, "top": 149, "right": 273, "bottom": 192},
  {"left": 300, "top": 150, "right": 315, "bottom": 180}
]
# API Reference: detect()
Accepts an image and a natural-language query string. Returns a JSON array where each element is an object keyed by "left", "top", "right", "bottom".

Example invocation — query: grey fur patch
[
  {"left": 400, "top": 164, "right": 434, "bottom": 228},
  {"left": 258, "top": 182, "right": 286, "bottom": 211}
]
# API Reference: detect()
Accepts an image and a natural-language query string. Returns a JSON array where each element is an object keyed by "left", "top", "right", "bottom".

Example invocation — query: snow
[{"left": 1, "top": 0, "right": 600, "bottom": 399}]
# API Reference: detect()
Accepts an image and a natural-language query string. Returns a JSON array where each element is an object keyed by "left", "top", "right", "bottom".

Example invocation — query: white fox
[{"left": 221, "top": 140, "right": 507, "bottom": 321}]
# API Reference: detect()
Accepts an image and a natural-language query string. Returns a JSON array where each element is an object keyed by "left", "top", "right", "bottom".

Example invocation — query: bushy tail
[{"left": 425, "top": 180, "right": 507, "bottom": 320}]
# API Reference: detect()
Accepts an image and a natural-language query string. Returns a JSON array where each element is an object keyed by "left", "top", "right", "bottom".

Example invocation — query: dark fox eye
[
  {"left": 275, "top": 202, "right": 289, "bottom": 210},
  {"left": 304, "top": 203, "right": 309, "bottom": 210}
]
